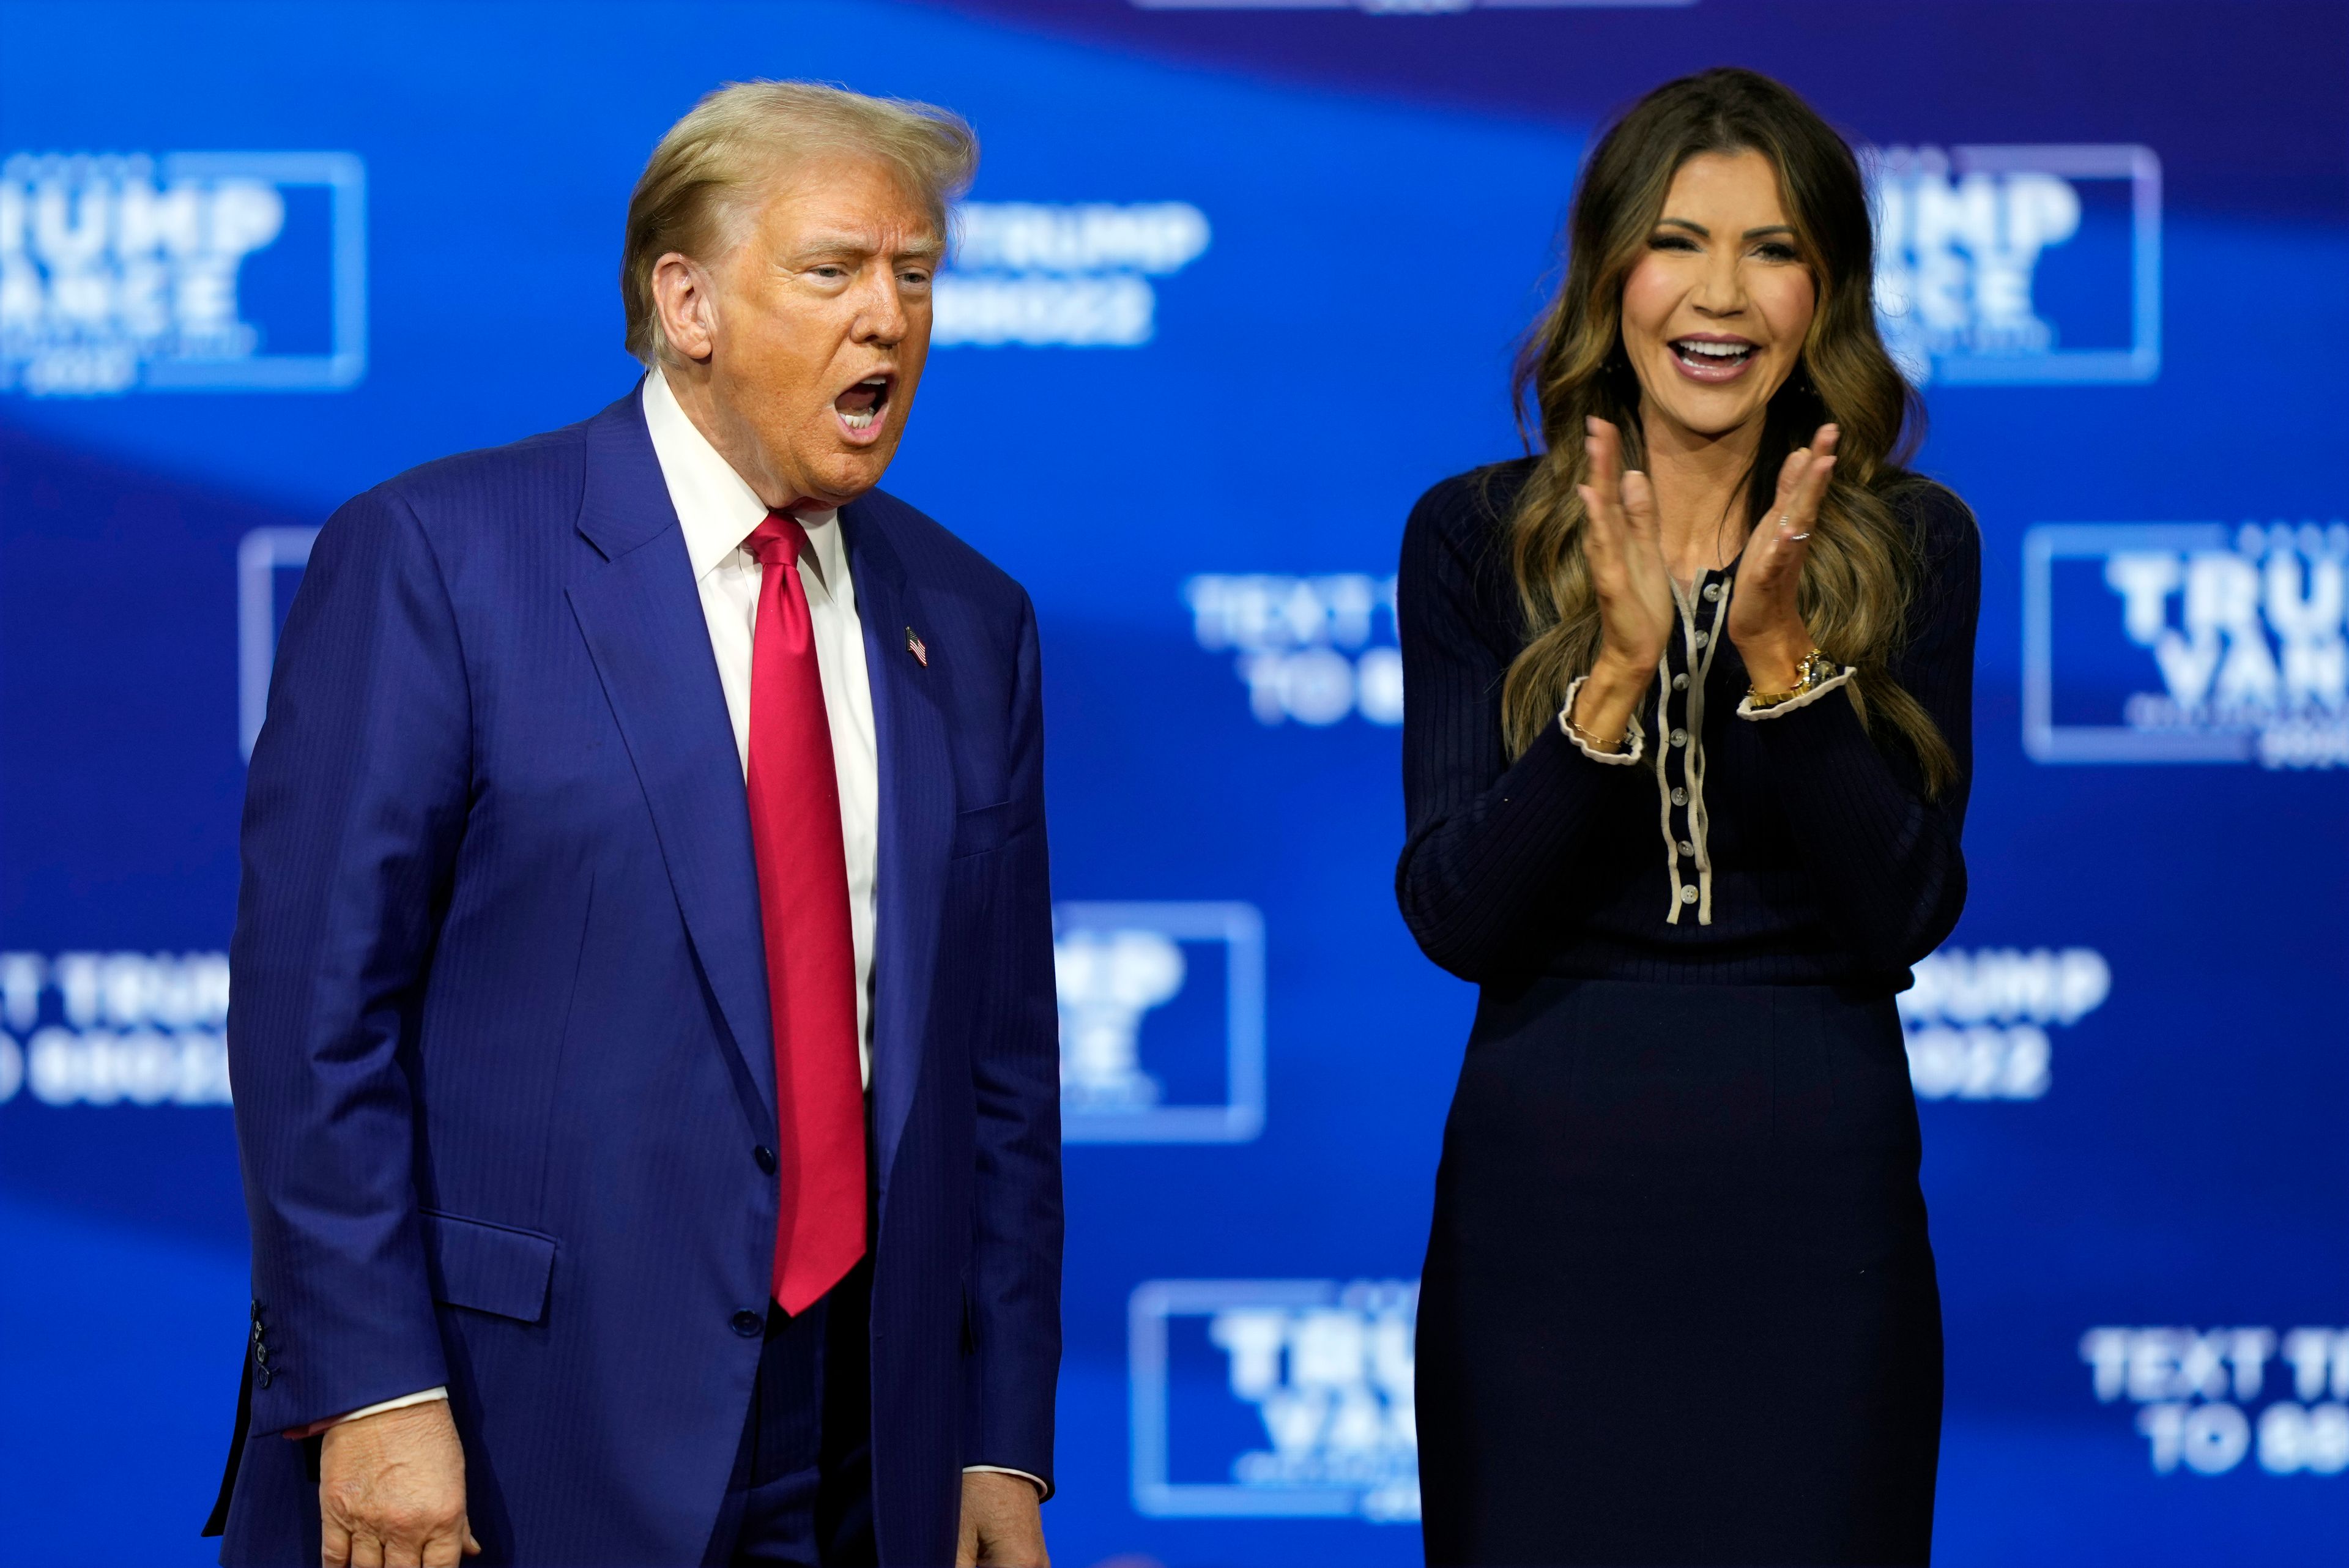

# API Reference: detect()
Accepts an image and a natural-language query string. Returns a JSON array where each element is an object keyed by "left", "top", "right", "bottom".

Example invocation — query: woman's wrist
[
  {"left": 1738, "top": 633, "right": 1812, "bottom": 694},
  {"left": 1565, "top": 653, "right": 1655, "bottom": 750},
  {"left": 1559, "top": 648, "right": 1653, "bottom": 747},
  {"left": 1587, "top": 649, "right": 1658, "bottom": 697}
]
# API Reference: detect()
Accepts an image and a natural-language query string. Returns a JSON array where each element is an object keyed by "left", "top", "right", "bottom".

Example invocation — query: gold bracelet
[
  {"left": 1560, "top": 688, "right": 1635, "bottom": 754},
  {"left": 1746, "top": 648, "right": 1836, "bottom": 711}
]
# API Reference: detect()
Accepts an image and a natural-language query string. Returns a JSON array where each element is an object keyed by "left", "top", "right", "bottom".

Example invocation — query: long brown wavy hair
[{"left": 1499, "top": 67, "right": 1956, "bottom": 794}]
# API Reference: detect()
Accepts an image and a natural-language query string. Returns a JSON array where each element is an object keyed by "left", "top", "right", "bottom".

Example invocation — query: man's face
[{"left": 698, "top": 154, "right": 939, "bottom": 509}]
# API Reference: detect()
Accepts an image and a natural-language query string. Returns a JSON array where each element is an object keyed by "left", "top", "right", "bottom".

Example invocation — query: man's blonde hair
[{"left": 620, "top": 80, "right": 979, "bottom": 365}]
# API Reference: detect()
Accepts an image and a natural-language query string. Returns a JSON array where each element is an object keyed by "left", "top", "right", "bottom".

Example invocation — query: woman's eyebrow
[{"left": 1652, "top": 217, "right": 1798, "bottom": 240}]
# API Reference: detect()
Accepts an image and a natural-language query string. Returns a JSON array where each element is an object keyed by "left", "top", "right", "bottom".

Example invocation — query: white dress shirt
[
  {"left": 644, "top": 366, "right": 880, "bottom": 1083},
  {"left": 650, "top": 371, "right": 1041, "bottom": 1493},
  {"left": 317, "top": 377, "right": 1040, "bottom": 1495}
]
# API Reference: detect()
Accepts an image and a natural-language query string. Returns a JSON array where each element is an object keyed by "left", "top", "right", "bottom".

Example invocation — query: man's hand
[
  {"left": 317, "top": 1400, "right": 480, "bottom": 1568},
  {"left": 956, "top": 1470, "right": 1049, "bottom": 1567}
]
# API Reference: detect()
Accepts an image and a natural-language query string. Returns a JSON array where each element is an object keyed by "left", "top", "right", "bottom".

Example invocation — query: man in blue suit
[{"left": 210, "top": 81, "right": 1060, "bottom": 1567}]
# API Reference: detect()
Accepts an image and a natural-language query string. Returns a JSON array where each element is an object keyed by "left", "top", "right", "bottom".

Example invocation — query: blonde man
[{"left": 210, "top": 82, "right": 1059, "bottom": 1567}]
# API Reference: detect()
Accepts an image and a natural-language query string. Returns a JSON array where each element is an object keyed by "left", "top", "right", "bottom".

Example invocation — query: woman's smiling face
[{"left": 1618, "top": 147, "right": 1817, "bottom": 445}]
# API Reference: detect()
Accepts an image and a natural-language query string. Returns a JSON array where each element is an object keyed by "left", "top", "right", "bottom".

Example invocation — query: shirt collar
[{"left": 640, "top": 368, "right": 845, "bottom": 585}]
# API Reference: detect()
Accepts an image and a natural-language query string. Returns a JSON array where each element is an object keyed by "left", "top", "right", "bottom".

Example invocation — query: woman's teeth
[{"left": 1674, "top": 340, "right": 1755, "bottom": 364}]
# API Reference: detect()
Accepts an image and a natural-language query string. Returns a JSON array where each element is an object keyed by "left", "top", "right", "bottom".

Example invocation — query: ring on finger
[{"left": 1779, "top": 513, "right": 1813, "bottom": 542}]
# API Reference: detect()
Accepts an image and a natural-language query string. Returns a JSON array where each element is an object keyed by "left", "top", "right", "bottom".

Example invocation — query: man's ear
[{"left": 650, "top": 252, "right": 718, "bottom": 363}]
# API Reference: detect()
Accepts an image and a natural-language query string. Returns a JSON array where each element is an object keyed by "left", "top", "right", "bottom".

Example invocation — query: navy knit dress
[{"left": 1397, "top": 460, "right": 1978, "bottom": 1567}]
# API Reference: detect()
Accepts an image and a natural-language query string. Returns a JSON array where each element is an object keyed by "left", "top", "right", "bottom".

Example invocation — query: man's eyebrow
[{"left": 788, "top": 231, "right": 946, "bottom": 261}]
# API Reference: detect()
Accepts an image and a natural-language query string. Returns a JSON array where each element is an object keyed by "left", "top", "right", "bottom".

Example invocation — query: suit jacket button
[
  {"left": 753, "top": 1146, "right": 777, "bottom": 1175},
  {"left": 731, "top": 1310, "right": 764, "bottom": 1338}
]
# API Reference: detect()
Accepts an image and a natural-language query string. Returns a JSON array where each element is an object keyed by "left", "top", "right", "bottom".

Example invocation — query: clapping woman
[{"left": 1396, "top": 69, "right": 1978, "bottom": 1567}]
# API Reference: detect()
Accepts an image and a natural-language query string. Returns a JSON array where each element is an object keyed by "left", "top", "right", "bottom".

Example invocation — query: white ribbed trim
[
  {"left": 1659, "top": 578, "right": 1732, "bottom": 926},
  {"left": 1736, "top": 665, "right": 1855, "bottom": 720},
  {"left": 1557, "top": 674, "right": 1646, "bottom": 764}
]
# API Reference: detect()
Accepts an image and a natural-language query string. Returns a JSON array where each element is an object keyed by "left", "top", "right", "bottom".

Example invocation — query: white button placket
[{"left": 1653, "top": 572, "right": 1732, "bottom": 924}]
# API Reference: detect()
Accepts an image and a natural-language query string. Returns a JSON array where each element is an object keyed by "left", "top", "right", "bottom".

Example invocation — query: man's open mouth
[{"left": 836, "top": 374, "right": 893, "bottom": 433}]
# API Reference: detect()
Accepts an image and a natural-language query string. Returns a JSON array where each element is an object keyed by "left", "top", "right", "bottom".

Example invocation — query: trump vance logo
[
  {"left": 2025, "top": 522, "right": 2349, "bottom": 768},
  {"left": 1055, "top": 902, "right": 1264, "bottom": 1143},
  {"left": 1130, "top": 1278, "right": 1419, "bottom": 1523},
  {"left": 239, "top": 526, "right": 322, "bottom": 759},
  {"left": 0, "top": 151, "right": 364, "bottom": 396},
  {"left": 1871, "top": 144, "right": 2159, "bottom": 385}
]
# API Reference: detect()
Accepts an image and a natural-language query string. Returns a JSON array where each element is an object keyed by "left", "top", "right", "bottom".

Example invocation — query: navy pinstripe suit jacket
[{"left": 215, "top": 387, "right": 1063, "bottom": 1566}]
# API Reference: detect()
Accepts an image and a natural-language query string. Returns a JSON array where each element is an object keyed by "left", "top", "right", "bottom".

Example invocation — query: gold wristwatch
[{"left": 1746, "top": 648, "right": 1836, "bottom": 711}]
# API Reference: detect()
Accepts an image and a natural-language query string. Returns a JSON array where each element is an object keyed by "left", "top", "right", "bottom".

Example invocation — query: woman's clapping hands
[
  {"left": 1726, "top": 423, "right": 1837, "bottom": 691},
  {"left": 1559, "top": 417, "right": 1672, "bottom": 748},
  {"left": 1576, "top": 416, "right": 1676, "bottom": 679}
]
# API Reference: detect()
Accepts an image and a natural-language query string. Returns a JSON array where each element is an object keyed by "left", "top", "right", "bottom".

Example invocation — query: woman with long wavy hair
[{"left": 1396, "top": 68, "right": 1976, "bottom": 1566}]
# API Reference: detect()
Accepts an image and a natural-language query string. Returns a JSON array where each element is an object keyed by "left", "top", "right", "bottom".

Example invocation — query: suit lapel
[
  {"left": 566, "top": 390, "right": 777, "bottom": 1132},
  {"left": 841, "top": 500, "right": 954, "bottom": 1204}
]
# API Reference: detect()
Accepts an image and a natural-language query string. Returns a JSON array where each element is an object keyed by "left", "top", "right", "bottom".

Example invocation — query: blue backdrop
[{"left": 1, "top": 2, "right": 2343, "bottom": 1564}]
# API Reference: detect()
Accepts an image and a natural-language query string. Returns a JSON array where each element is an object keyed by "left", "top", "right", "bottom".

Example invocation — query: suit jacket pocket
[
  {"left": 949, "top": 799, "right": 1026, "bottom": 860},
  {"left": 419, "top": 1209, "right": 558, "bottom": 1323}
]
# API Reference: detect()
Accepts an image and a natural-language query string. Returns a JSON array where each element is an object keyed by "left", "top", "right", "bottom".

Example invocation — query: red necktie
[{"left": 743, "top": 510, "right": 866, "bottom": 1315}]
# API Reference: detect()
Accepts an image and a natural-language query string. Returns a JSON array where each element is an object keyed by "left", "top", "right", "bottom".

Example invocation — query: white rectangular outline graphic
[
  {"left": 1129, "top": 1278, "right": 1362, "bottom": 1518},
  {"left": 1921, "top": 144, "right": 2161, "bottom": 386},
  {"left": 132, "top": 152, "right": 367, "bottom": 392},
  {"left": 1055, "top": 901, "right": 1265, "bottom": 1144},
  {"left": 2022, "top": 522, "right": 2243, "bottom": 764},
  {"left": 238, "top": 526, "right": 319, "bottom": 759}
]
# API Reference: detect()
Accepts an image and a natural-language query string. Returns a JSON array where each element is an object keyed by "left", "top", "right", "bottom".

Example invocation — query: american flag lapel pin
[{"left": 905, "top": 626, "right": 927, "bottom": 667}]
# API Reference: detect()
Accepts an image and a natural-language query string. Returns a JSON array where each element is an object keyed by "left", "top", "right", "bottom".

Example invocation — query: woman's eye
[
  {"left": 1648, "top": 234, "right": 1698, "bottom": 252},
  {"left": 1755, "top": 242, "right": 1800, "bottom": 262}
]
